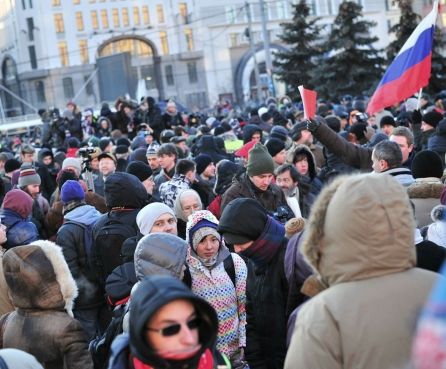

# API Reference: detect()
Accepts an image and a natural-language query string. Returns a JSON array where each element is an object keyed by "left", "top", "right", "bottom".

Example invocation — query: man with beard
[
  {"left": 274, "top": 164, "right": 315, "bottom": 219},
  {"left": 93, "top": 153, "right": 117, "bottom": 197},
  {"left": 17, "top": 163, "right": 49, "bottom": 238}
]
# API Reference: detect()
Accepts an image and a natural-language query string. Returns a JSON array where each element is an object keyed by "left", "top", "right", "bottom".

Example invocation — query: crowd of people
[{"left": 0, "top": 92, "right": 445, "bottom": 368}]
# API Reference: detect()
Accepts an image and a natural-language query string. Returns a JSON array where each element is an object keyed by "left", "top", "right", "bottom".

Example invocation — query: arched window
[{"left": 99, "top": 38, "right": 153, "bottom": 59}]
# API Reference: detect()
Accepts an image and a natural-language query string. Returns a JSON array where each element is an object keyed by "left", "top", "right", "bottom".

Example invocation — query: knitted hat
[
  {"left": 258, "top": 107, "right": 268, "bottom": 117},
  {"left": 99, "top": 139, "right": 111, "bottom": 152},
  {"left": 423, "top": 111, "right": 443, "bottom": 128},
  {"left": 88, "top": 136, "right": 100, "bottom": 147},
  {"left": 246, "top": 143, "right": 275, "bottom": 176},
  {"left": 194, "top": 154, "right": 213, "bottom": 175},
  {"left": 167, "top": 100, "right": 176, "bottom": 108},
  {"left": 220, "top": 122, "right": 232, "bottom": 132},
  {"left": 261, "top": 112, "right": 272, "bottom": 122},
  {"left": 67, "top": 137, "right": 80, "bottom": 148},
  {"left": 270, "top": 126, "right": 288, "bottom": 142},
  {"left": 116, "top": 137, "right": 131, "bottom": 148},
  {"left": 130, "top": 148, "right": 148, "bottom": 164},
  {"left": 190, "top": 221, "right": 221, "bottom": 252},
  {"left": 136, "top": 203, "right": 176, "bottom": 236},
  {"left": 61, "top": 180, "right": 85, "bottom": 204},
  {"left": 115, "top": 145, "right": 129, "bottom": 154},
  {"left": 411, "top": 150, "right": 443, "bottom": 179},
  {"left": 126, "top": 161, "right": 153, "bottom": 182},
  {"left": 380, "top": 116, "right": 396, "bottom": 128},
  {"left": 18, "top": 163, "right": 41, "bottom": 187},
  {"left": 265, "top": 138, "right": 286, "bottom": 158},
  {"left": 4, "top": 159, "right": 21, "bottom": 173},
  {"left": 285, "top": 218, "right": 307, "bottom": 238},
  {"left": 146, "top": 143, "right": 160, "bottom": 156},
  {"left": 20, "top": 144, "right": 35, "bottom": 154},
  {"left": 3, "top": 189, "right": 33, "bottom": 220},
  {"left": 213, "top": 126, "right": 225, "bottom": 136},
  {"left": 234, "top": 140, "right": 256, "bottom": 158},
  {"left": 62, "top": 158, "right": 82, "bottom": 174},
  {"left": 290, "top": 122, "right": 307, "bottom": 142}
]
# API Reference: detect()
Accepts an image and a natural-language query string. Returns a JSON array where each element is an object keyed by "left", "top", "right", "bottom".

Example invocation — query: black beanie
[
  {"left": 193, "top": 154, "right": 213, "bottom": 175},
  {"left": 4, "top": 159, "right": 21, "bottom": 173},
  {"left": 68, "top": 137, "right": 80, "bottom": 148},
  {"left": 380, "top": 116, "right": 396, "bottom": 128},
  {"left": 265, "top": 138, "right": 286, "bottom": 157},
  {"left": 99, "top": 139, "right": 111, "bottom": 152},
  {"left": 261, "top": 112, "right": 272, "bottom": 122},
  {"left": 411, "top": 150, "right": 443, "bottom": 179},
  {"left": 218, "top": 198, "right": 268, "bottom": 244},
  {"left": 115, "top": 145, "right": 129, "bottom": 154},
  {"left": 116, "top": 137, "right": 131, "bottom": 147},
  {"left": 423, "top": 111, "right": 443, "bottom": 128},
  {"left": 126, "top": 161, "right": 153, "bottom": 182},
  {"left": 250, "top": 108, "right": 259, "bottom": 117},
  {"left": 214, "top": 126, "right": 225, "bottom": 136}
]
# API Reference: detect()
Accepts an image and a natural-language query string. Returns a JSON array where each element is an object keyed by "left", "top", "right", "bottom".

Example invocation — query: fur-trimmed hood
[
  {"left": 301, "top": 174, "right": 416, "bottom": 294},
  {"left": 407, "top": 177, "right": 444, "bottom": 199},
  {"left": 3, "top": 240, "right": 78, "bottom": 316},
  {"left": 286, "top": 144, "right": 317, "bottom": 180}
]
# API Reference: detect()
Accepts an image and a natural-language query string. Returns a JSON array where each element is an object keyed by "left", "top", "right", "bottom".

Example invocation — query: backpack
[
  {"left": 63, "top": 220, "right": 97, "bottom": 258},
  {"left": 105, "top": 262, "right": 137, "bottom": 307},
  {"left": 95, "top": 210, "right": 138, "bottom": 283},
  {"left": 183, "top": 254, "right": 236, "bottom": 288}
]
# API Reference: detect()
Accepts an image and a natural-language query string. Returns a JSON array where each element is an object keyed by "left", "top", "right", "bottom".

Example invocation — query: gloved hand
[
  {"left": 306, "top": 118, "right": 321, "bottom": 133},
  {"left": 412, "top": 109, "right": 422, "bottom": 125}
]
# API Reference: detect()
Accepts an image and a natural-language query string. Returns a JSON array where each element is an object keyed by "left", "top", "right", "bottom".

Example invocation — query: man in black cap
[
  {"left": 93, "top": 153, "right": 117, "bottom": 197},
  {"left": 192, "top": 154, "right": 215, "bottom": 208},
  {"left": 265, "top": 138, "right": 286, "bottom": 170},
  {"left": 380, "top": 116, "right": 397, "bottom": 136},
  {"left": 99, "top": 139, "right": 112, "bottom": 153},
  {"left": 126, "top": 161, "right": 155, "bottom": 198},
  {"left": 115, "top": 145, "right": 130, "bottom": 161},
  {"left": 420, "top": 110, "right": 443, "bottom": 150},
  {"left": 218, "top": 198, "right": 291, "bottom": 369}
]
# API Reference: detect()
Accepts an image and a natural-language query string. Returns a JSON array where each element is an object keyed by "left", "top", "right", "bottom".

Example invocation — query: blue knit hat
[{"left": 61, "top": 180, "right": 85, "bottom": 204}]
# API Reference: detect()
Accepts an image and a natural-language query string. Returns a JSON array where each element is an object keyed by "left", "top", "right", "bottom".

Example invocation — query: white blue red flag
[{"left": 367, "top": 2, "right": 440, "bottom": 115}]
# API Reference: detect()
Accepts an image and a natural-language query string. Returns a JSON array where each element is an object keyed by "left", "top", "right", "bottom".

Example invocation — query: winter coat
[
  {"left": 0, "top": 240, "right": 94, "bottom": 369},
  {"left": 308, "top": 143, "right": 325, "bottom": 169},
  {"left": 419, "top": 128, "right": 437, "bottom": 151},
  {"left": 41, "top": 116, "right": 52, "bottom": 143},
  {"left": 45, "top": 191, "right": 109, "bottom": 241},
  {"left": 1, "top": 208, "right": 39, "bottom": 249},
  {"left": 407, "top": 177, "right": 444, "bottom": 228},
  {"left": 64, "top": 117, "right": 83, "bottom": 141},
  {"left": 93, "top": 174, "right": 105, "bottom": 197},
  {"left": 159, "top": 174, "right": 192, "bottom": 209},
  {"left": 146, "top": 104, "right": 163, "bottom": 140},
  {"left": 57, "top": 205, "right": 104, "bottom": 310},
  {"left": 191, "top": 136, "right": 228, "bottom": 165},
  {"left": 185, "top": 211, "right": 247, "bottom": 357},
  {"left": 192, "top": 175, "right": 215, "bottom": 209},
  {"left": 220, "top": 172, "right": 289, "bottom": 216},
  {"left": 313, "top": 122, "right": 373, "bottom": 172},
  {"left": 152, "top": 167, "right": 175, "bottom": 202},
  {"left": 428, "top": 135, "right": 446, "bottom": 165},
  {"left": 0, "top": 248, "right": 14, "bottom": 315},
  {"left": 162, "top": 111, "right": 185, "bottom": 129},
  {"left": 32, "top": 160, "right": 55, "bottom": 202},
  {"left": 285, "top": 174, "right": 439, "bottom": 369},
  {"left": 382, "top": 167, "right": 415, "bottom": 188}
]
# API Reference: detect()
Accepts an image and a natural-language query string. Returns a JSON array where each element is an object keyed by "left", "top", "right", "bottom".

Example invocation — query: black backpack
[
  {"left": 95, "top": 210, "right": 138, "bottom": 284},
  {"left": 183, "top": 255, "right": 236, "bottom": 288}
]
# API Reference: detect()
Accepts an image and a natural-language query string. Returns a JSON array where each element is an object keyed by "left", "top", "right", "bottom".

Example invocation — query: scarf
[
  {"left": 239, "top": 215, "right": 285, "bottom": 268},
  {"left": 132, "top": 347, "right": 213, "bottom": 369},
  {"left": 197, "top": 252, "right": 219, "bottom": 269}
]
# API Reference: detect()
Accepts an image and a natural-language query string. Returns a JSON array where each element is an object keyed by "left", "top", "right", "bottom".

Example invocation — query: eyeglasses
[{"left": 146, "top": 317, "right": 202, "bottom": 337}]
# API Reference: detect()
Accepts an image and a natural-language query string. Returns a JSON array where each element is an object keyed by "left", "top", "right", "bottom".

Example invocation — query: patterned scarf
[{"left": 239, "top": 215, "right": 285, "bottom": 268}]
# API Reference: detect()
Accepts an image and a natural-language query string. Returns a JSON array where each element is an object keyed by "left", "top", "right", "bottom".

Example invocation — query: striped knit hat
[{"left": 18, "top": 163, "right": 41, "bottom": 188}]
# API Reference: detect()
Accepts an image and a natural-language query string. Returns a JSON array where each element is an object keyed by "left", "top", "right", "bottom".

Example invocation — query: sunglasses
[{"left": 146, "top": 317, "right": 202, "bottom": 337}]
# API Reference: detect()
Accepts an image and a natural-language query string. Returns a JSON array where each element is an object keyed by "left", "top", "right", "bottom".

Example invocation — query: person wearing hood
[
  {"left": 1, "top": 189, "right": 39, "bottom": 249},
  {"left": 144, "top": 97, "right": 163, "bottom": 141},
  {"left": 108, "top": 275, "right": 226, "bottom": 369},
  {"left": 242, "top": 124, "right": 262, "bottom": 145},
  {"left": 63, "top": 108, "right": 83, "bottom": 141},
  {"left": 39, "top": 148, "right": 59, "bottom": 189},
  {"left": 218, "top": 198, "right": 291, "bottom": 369},
  {"left": 0, "top": 240, "right": 94, "bottom": 369},
  {"left": 186, "top": 211, "right": 247, "bottom": 365},
  {"left": 191, "top": 136, "right": 227, "bottom": 164},
  {"left": 57, "top": 180, "right": 105, "bottom": 342},
  {"left": 174, "top": 189, "right": 202, "bottom": 240},
  {"left": 90, "top": 172, "right": 148, "bottom": 285},
  {"left": 162, "top": 100, "right": 185, "bottom": 130},
  {"left": 284, "top": 174, "right": 439, "bottom": 369},
  {"left": 96, "top": 116, "right": 112, "bottom": 138},
  {"left": 286, "top": 144, "right": 323, "bottom": 197}
]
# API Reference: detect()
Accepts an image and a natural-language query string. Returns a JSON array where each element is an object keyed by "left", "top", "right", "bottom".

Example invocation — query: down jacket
[
  {"left": 1, "top": 208, "right": 39, "bottom": 249},
  {"left": 285, "top": 174, "right": 439, "bottom": 369},
  {"left": 0, "top": 240, "right": 93, "bottom": 369}
]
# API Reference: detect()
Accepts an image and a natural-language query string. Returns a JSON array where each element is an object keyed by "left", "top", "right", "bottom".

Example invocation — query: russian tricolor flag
[{"left": 367, "top": 2, "right": 440, "bottom": 116}]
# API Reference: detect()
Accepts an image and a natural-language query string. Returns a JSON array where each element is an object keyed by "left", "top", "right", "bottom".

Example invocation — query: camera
[
  {"left": 78, "top": 147, "right": 96, "bottom": 157},
  {"left": 267, "top": 205, "right": 294, "bottom": 225},
  {"left": 355, "top": 112, "right": 369, "bottom": 123}
]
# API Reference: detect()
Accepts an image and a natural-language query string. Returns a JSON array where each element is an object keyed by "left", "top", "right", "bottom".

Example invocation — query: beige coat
[{"left": 285, "top": 174, "right": 439, "bottom": 369}]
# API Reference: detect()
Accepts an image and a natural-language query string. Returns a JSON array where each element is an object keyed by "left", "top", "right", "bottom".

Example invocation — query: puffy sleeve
[{"left": 232, "top": 253, "right": 247, "bottom": 348}]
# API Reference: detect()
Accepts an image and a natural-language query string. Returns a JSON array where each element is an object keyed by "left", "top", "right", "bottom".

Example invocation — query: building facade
[{"left": 0, "top": 0, "right": 416, "bottom": 116}]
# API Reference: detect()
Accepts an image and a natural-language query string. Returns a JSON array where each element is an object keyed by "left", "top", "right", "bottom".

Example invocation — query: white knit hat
[{"left": 136, "top": 203, "right": 176, "bottom": 235}]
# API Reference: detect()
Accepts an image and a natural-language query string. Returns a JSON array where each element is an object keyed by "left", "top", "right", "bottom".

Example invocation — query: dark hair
[
  {"left": 175, "top": 159, "right": 196, "bottom": 175},
  {"left": 293, "top": 153, "right": 308, "bottom": 165},
  {"left": 174, "top": 127, "right": 186, "bottom": 136},
  {"left": 157, "top": 144, "right": 177, "bottom": 159},
  {"left": 274, "top": 164, "right": 301, "bottom": 183},
  {"left": 373, "top": 140, "right": 403, "bottom": 168}
]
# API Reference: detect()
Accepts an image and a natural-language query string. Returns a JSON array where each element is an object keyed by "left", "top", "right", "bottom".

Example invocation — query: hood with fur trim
[
  {"left": 407, "top": 177, "right": 444, "bottom": 199},
  {"left": 301, "top": 174, "right": 416, "bottom": 294},
  {"left": 286, "top": 144, "right": 317, "bottom": 180},
  {"left": 3, "top": 240, "right": 78, "bottom": 316}
]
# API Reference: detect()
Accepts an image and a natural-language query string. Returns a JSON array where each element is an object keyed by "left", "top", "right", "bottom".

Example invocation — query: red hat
[{"left": 234, "top": 140, "right": 256, "bottom": 159}]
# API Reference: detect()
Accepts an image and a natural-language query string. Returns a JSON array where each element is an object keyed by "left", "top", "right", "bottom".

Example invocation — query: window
[
  {"left": 79, "top": 40, "right": 89, "bottom": 64},
  {"left": 27, "top": 18, "right": 34, "bottom": 41},
  {"left": 226, "top": 6, "right": 236, "bottom": 24},
  {"left": 185, "top": 29, "right": 194, "bottom": 51},
  {"left": 187, "top": 62, "right": 197, "bottom": 83},
  {"left": 112, "top": 9, "right": 119, "bottom": 27},
  {"left": 91, "top": 11, "right": 99, "bottom": 29},
  {"left": 76, "top": 12, "right": 84, "bottom": 31},
  {"left": 262, "top": 3, "right": 270, "bottom": 21},
  {"left": 74, "top": 0, "right": 80, "bottom": 4},
  {"left": 122, "top": 8, "right": 129, "bottom": 26},
  {"left": 133, "top": 7, "right": 140, "bottom": 25},
  {"left": 165, "top": 65, "right": 174, "bottom": 85},
  {"left": 84, "top": 75, "right": 93, "bottom": 95},
  {"left": 29, "top": 0, "right": 33, "bottom": 8},
  {"left": 157, "top": 5, "right": 164, "bottom": 23},
  {"left": 35, "top": 81, "right": 46, "bottom": 103},
  {"left": 54, "top": 14, "right": 65, "bottom": 33},
  {"left": 160, "top": 31, "right": 168, "bottom": 54},
  {"left": 186, "top": 92, "right": 207, "bottom": 109},
  {"left": 58, "top": 42, "right": 69, "bottom": 66},
  {"left": 101, "top": 9, "right": 109, "bottom": 28},
  {"left": 179, "top": 3, "right": 187, "bottom": 24},
  {"left": 63, "top": 77, "right": 74, "bottom": 99},
  {"left": 142, "top": 6, "right": 150, "bottom": 24},
  {"left": 229, "top": 33, "right": 238, "bottom": 47},
  {"left": 277, "top": 2, "right": 286, "bottom": 19},
  {"left": 52, "top": 0, "right": 61, "bottom": 5},
  {"left": 22, "top": 0, "right": 25, "bottom": 9},
  {"left": 28, "top": 46, "right": 37, "bottom": 69}
]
